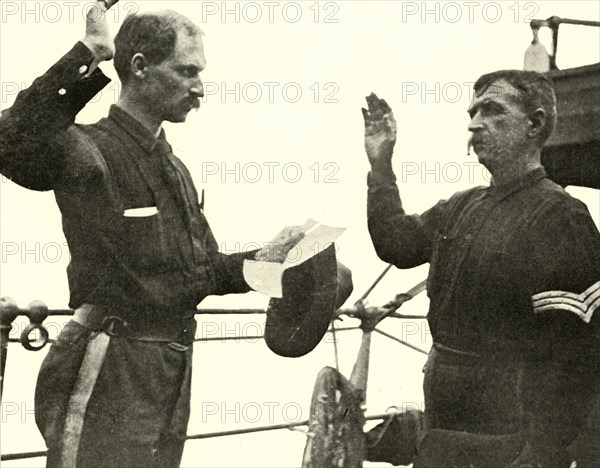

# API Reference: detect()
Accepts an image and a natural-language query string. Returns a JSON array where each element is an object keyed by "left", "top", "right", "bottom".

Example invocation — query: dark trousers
[
  {"left": 36, "top": 320, "right": 192, "bottom": 468},
  {"left": 422, "top": 344, "right": 522, "bottom": 435},
  {"left": 366, "top": 345, "right": 575, "bottom": 467},
  {"left": 46, "top": 435, "right": 186, "bottom": 468}
]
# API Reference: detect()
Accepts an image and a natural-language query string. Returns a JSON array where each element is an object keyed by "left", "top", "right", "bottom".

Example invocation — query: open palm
[{"left": 362, "top": 93, "right": 397, "bottom": 166}]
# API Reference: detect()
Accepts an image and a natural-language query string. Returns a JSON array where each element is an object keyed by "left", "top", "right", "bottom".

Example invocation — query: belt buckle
[{"left": 101, "top": 316, "right": 128, "bottom": 337}]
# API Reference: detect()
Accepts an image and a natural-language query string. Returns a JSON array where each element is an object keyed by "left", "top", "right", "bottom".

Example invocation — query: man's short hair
[
  {"left": 473, "top": 70, "right": 557, "bottom": 146},
  {"left": 114, "top": 10, "right": 203, "bottom": 86}
]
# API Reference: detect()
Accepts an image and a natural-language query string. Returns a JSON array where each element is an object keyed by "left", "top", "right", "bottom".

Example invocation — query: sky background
[{"left": 1, "top": 1, "right": 599, "bottom": 466}]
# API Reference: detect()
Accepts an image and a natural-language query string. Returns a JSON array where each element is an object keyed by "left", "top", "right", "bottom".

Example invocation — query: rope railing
[
  {"left": 1, "top": 303, "right": 426, "bottom": 354},
  {"left": 1, "top": 411, "right": 402, "bottom": 462},
  {"left": 373, "top": 328, "right": 429, "bottom": 355},
  {"left": 7, "top": 326, "right": 364, "bottom": 345}
]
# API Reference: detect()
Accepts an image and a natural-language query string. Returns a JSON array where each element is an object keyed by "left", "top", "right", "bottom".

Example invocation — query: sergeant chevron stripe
[{"left": 532, "top": 281, "right": 600, "bottom": 324}]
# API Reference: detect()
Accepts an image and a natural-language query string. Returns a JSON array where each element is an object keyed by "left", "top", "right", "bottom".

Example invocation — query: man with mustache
[
  {"left": 363, "top": 71, "right": 599, "bottom": 467},
  {"left": 0, "top": 1, "right": 303, "bottom": 466}
]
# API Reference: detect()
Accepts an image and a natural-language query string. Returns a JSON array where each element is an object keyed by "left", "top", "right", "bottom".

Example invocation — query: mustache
[
  {"left": 467, "top": 134, "right": 485, "bottom": 155},
  {"left": 185, "top": 96, "right": 201, "bottom": 110}
]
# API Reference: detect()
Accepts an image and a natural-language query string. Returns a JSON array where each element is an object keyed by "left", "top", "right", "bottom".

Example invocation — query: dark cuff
[
  {"left": 57, "top": 42, "right": 112, "bottom": 117},
  {"left": 219, "top": 249, "right": 260, "bottom": 294},
  {"left": 11, "top": 42, "right": 110, "bottom": 136}
]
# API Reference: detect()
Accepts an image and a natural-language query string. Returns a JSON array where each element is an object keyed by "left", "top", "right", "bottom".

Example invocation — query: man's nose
[
  {"left": 468, "top": 113, "right": 483, "bottom": 132},
  {"left": 190, "top": 79, "right": 204, "bottom": 98}
]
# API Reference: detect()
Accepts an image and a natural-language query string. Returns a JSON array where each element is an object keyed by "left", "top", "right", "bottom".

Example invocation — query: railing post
[{"left": 0, "top": 297, "right": 19, "bottom": 401}]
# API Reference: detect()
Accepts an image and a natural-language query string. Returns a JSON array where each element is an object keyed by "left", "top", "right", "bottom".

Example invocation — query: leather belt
[
  {"left": 434, "top": 342, "right": 480, "bottom": 357},
  {"left": 72, "top": 303, "right": 196, "bottom": 345},
  {"left": 432, "top": 342, "right": 545, "bottom": 366}
]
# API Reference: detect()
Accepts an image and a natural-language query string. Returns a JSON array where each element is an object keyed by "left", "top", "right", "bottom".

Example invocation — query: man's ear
[
  {"left": 528, "top": 108, "right": 547, "bottom": 139},
  {"left": 130, "top": 53, "right": 148, "bottom": 79}
]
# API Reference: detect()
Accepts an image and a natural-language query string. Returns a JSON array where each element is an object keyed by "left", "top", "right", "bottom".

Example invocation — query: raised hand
[
  {"left": 82, "top": 0, "right": 119, "bottom": 64},
  {"left": 362, "top": 93, "right": 397, "bottom": 167}
]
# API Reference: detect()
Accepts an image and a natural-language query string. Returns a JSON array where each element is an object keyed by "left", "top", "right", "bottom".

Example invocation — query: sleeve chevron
[{"left": 532, "top": 281, "right": 600, "bottom": 324}]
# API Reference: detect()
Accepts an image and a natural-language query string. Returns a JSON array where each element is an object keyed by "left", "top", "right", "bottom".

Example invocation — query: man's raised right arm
[
  {"left": 0, "top": 0, "right": 117, "bottom": 191},
  {"left": 363, "top": 93, "right": 446, "bottom": 268}
]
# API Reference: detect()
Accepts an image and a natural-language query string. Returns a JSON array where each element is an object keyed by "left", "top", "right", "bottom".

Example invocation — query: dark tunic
[
  {"left": 0, "top": 42, "right": 252, "bottom": 312},
  {"left": 367, "top": 165, "right": 600, "bottom": 460},
  {"left": 0, "top": 42, "right": 254, "bottom": 466}
]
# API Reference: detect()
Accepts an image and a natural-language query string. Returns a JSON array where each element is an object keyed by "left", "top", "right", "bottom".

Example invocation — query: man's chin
[
  {"left": 475, "top": 152, "right": 496, "bottom": 173},
  {"left": 474, "top": 148, "right": 489, "bottom": 164},
  {"left": 166, "top": 113, "right": 189, "bottom": 124}
]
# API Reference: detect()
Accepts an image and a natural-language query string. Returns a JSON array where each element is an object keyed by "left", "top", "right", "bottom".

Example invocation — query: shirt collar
[
  {"left": 108, "top": 105, "right": 165, "bottom": 153},
  {"left": 486, "top": 166, "right": 547, "bottom": 200}
]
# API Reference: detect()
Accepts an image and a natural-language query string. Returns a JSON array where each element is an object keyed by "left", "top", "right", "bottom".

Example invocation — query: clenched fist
[{"left": 82, "top": 0, "right": 119, "bottom": 64}]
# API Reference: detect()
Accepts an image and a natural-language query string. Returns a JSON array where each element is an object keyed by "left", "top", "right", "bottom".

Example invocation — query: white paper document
[{"left": 243, "top": 219, "right": 346, "bottom": 298}]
